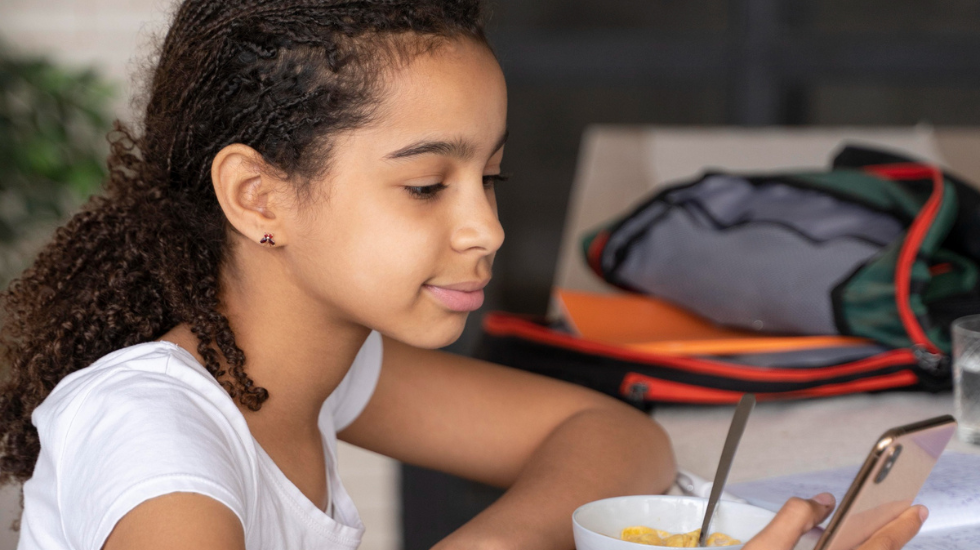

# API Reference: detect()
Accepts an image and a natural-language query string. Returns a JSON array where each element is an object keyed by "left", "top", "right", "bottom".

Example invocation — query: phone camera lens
[{"left": 874, "top": 444, "right": 903, "bottom": 484}]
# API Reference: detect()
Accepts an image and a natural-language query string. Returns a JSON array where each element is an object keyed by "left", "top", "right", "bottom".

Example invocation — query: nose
[{"left": 450, "top": 180, "right": 505, "bottom": 256}]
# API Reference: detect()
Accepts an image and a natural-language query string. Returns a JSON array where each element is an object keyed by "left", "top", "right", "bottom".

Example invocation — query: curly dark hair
[{"left": 0, "top": 0, "right": 489, "bottom": 486}]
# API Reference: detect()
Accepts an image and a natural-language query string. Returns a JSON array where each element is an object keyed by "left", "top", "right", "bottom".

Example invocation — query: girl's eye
[
  {"left": 405, "top": 183, "right": 447, "bottom": 200},
  {"left": 406, "top": 174, "right": 510, "bottom": 200},
  {"left": 483, "top": 173, "right": 510, "bottom": 189}
]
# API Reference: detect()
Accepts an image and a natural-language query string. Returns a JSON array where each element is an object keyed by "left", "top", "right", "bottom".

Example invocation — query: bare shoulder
[{"left": 102, "top": 492, "right": 245, "bottom": 550}]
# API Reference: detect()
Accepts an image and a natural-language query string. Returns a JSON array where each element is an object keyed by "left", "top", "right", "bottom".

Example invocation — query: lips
[{"left": 423, "top": 281, "right": 488, "bottom": 312}]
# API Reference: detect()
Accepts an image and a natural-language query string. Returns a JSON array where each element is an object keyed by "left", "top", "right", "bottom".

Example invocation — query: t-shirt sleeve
[
  {"left": 328, "top": 330, "right": 384, "bottom": 432},
  {"left": 56, "top": 367, "right": 253, "bottom": 550}
]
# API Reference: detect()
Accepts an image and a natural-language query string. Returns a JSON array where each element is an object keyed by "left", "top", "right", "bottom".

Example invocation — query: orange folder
[{"left": 554, "top": 288, "right": 872, "bottom": 356}]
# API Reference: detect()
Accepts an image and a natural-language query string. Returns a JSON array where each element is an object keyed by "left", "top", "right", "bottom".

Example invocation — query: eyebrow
[{"left": 384, "top": 130, "right": 509, "bottom": 162}]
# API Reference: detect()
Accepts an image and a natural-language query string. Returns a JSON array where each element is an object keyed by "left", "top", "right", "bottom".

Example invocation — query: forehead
[{"left": 365, "top": 37, "right": 507, "bottom": 148}]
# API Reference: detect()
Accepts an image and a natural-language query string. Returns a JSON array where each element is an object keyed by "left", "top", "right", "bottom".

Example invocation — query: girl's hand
[{"left": 743, "top": 493, "right": 927, "bottom": 550}]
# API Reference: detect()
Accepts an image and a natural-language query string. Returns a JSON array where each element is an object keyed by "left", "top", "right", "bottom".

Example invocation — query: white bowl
[{"left": 573, "top": 495, "right": 776, "bottom": 549}]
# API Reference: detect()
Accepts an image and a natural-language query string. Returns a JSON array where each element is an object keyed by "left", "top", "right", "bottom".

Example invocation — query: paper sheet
[
  {"left": 903, "top": 524, "right": 980, "bottom": 550},
  {"left": 729, "top": 452, "right": 980, "bottom": 549}
]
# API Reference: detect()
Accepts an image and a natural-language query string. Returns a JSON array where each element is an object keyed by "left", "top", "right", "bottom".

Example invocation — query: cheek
[{"left": 322, "top": 207, "right": 444, "bottom": 301}]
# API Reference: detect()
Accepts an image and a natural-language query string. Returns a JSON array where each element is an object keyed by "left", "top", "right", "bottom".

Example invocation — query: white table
[{"left": 654, "top": 392, "right": 979, "bottom": 485}]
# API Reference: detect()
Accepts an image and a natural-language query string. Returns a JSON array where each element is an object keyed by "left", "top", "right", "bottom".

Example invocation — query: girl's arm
[
  {"left": 339, "top": 336, "right": 676, "bottom": 550},
  {"left": 102, "top": 493, "right": 245, "bottom": 550}
]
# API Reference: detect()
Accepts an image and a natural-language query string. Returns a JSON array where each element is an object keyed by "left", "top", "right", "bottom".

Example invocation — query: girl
[{"left": 0, "top": 1, "right": 926, "bottom": 549}]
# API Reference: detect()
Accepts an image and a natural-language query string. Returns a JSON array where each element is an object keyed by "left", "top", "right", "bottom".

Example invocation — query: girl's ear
[{"left": 211, "top": 144, "right": 288, "bottom": 247}]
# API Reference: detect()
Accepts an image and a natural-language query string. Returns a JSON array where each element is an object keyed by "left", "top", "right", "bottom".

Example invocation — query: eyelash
[{"left": 406, "top": 173, "right": 511, "bottom": 200}]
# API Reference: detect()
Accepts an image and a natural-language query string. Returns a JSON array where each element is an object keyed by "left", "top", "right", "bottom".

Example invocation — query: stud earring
[{"left": 259, "top": 233, "right": 276, "bottom": 246}]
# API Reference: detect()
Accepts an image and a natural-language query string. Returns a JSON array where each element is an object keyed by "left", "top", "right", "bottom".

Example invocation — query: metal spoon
[{"left": 698, "top": 393, "right": 756, "bottom": 547}]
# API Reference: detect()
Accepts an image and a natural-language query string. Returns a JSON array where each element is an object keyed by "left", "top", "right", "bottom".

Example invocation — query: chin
[{"left": 398, "top": 314, "right": 468, "bottom": 349}]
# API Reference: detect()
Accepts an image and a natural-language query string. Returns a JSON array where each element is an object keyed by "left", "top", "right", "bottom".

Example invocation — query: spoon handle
[{"left": 699, "top": 393, "right": 756, "bottom": 547}]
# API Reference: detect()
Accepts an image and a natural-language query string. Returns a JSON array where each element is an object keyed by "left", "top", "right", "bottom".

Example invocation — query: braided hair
[{"left": 0, "top": 0, "right": 489, "bottom": 485}]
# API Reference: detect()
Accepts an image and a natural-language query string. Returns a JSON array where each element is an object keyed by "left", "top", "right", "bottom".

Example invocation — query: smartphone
[{"left": 812, "top": 414, "right": 957, "bottom": 550}]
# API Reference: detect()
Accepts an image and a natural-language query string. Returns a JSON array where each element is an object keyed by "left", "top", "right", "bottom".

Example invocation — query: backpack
[{"left": 479, "top": 145, "right": 980, "bottom": 408}]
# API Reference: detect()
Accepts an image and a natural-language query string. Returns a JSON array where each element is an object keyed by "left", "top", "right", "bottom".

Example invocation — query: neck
[
  {"left": 163, "top": 246, "right": 372, "bottom": 436},
  {"left": 222, "top": 266, "right": 372, "bottom": 432}
]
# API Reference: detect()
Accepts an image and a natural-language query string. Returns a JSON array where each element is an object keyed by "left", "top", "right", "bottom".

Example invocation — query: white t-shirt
[{"left": 17, "top": 332, "right": 383, "bottom": 550}]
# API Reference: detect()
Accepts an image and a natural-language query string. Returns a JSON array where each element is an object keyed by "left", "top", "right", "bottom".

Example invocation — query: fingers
[
  {"left": 743, "top": 493, "right": 836, "bottom": 550},
  {"left": 856, "top": 506, "right": 928, "bottom": 550}
]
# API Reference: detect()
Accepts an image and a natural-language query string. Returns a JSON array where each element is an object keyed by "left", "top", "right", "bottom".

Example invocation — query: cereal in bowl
[{"left": 620, "top": 526, "right": 741, "bottom": 547}]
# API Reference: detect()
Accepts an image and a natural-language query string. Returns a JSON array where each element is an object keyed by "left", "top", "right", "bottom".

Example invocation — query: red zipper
[
  {"left": 483, "top": 312, "right": 918, "bottom": 383},
  {"left": 863, "top": 164, "right": 944, "bottom": 355},
  {"left": 621, "top": 369, "right": 920, "bottom": 404},
  {"left": 586, "top": 229, "right": 610, "bottom": 277}
]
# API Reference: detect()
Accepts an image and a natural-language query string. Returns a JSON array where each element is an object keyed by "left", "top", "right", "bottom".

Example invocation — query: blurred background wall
[{"left": 3, "top": 1, "right": 980, "bottom": 549}]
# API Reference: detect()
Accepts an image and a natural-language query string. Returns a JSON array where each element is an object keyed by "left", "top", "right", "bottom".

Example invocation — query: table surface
[{"left": 653, "top": 391, "right": 979, "bottom": 485}]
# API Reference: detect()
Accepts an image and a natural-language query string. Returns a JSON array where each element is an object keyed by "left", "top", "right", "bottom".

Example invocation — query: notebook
[
  {"left": 554, "top": 288, "right": 871, "bottom": 355},
  {"left": 728, "top": 452, "right": 980, "bottom": 549}
]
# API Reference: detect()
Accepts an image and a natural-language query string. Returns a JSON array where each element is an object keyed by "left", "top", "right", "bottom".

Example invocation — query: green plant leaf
[{"left": 0, "top": 40, "right": 114, "bottom": 256}]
